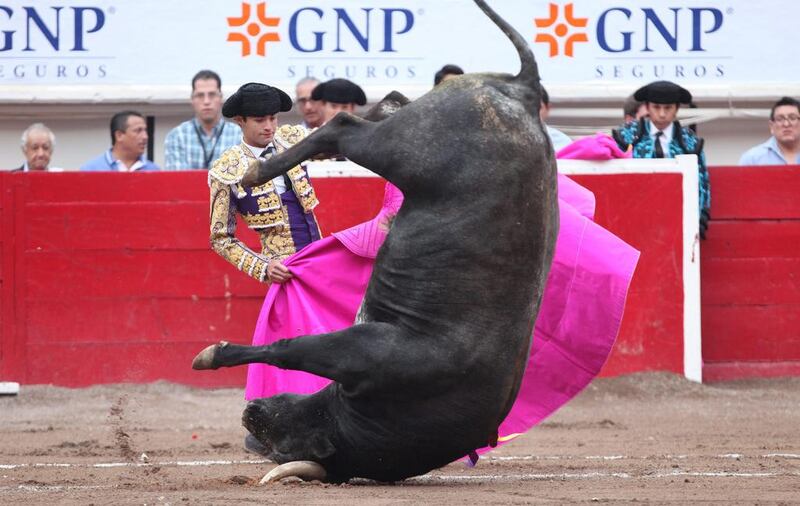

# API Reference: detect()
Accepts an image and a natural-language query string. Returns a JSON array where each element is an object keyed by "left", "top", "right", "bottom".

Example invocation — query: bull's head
[{"left": 243, "top": 394, "right": 336, "bottom": 483}]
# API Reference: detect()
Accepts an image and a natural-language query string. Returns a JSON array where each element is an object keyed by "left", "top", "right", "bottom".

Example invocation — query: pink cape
[{"left": 245, "top": 176, "right": 639, "bottom": 452}]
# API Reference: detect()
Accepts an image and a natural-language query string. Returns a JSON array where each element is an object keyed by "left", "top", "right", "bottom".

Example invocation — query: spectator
[
  {"left": 739, "top": 96, "right": 800, "bottom": 165},
  {"left": 16, "top": 123, "right": 62, "bottom": 172},
  {"left": 295, "top": 77, "right": 323, "bottom": 129},
  {"left": 540, "top": 86, "right": 572, "bottom": 151},
  {"left": 612, "top": 80, "right": 710, "bottom": 238},
  {"left": 311, "top": 78, "right": 367, "bottom": 124},
  {"left": 433, "top": 64, "right": 464, "bottom": 86},
  {"left": 163, "top": 70, "right": 242, "bottom": 170},
  {"left": 623, "top": 95, "right": 647, "bottom": 123},
  {"left": 81, "top": 111, "right": 160, "bottom": 171}
]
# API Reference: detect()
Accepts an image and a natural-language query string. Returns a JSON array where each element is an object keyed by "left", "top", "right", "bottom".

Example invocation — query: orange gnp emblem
[
  {"left": 228, "top": 2, "right": 281, "bottom": 57},
  {"left": 534, "top": 3, "right": 588, "bottom": 57}
]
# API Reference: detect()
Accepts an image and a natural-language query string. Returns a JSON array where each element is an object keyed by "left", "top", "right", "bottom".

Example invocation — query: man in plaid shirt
[{"left": 164, "top": 70, "right": 242, "bottom": 170}]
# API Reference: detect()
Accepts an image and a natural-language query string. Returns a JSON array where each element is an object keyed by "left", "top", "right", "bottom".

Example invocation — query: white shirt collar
[
  {"left": 650, "top": 121, "right": 674, "bottom": 141},
  {"left": 242, "top": 140, "right": 275, "bottom": 159},
  {"left": 241, "top": 140, "right": 285, "bottom": 193}
]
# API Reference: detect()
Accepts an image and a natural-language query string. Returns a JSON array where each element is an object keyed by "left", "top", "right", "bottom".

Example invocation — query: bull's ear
[{"left": 310, "top": 434, "right": 336, "bottom": 460}]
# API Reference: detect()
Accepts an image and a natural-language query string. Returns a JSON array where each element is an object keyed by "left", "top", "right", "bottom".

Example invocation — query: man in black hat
[
  {"left": 311, "top": 78, "right": 367, "bottom": 124},
  {"left": 208, "top": 82, "right": 322, "bottom": 286},
  {"left": 612, "top": 80, "right": 710, "bottom": 238}
]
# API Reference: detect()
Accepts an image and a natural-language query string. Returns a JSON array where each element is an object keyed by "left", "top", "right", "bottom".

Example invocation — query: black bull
[{"left": 193, "top": 0, "right": 559, "bottom": 483}]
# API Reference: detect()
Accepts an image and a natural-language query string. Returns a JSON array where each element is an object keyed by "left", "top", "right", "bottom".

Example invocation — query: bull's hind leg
[{"left": 193, "top": 323, "right": 405, "bottom": 393}]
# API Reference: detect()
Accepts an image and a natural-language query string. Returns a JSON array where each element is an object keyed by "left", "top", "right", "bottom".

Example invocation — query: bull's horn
[
  {"left": 259, "top": 461, "right": 327, "bottom": 484},
  {"left": 191, "top": 341, "right": 228, "bottom": 370}
]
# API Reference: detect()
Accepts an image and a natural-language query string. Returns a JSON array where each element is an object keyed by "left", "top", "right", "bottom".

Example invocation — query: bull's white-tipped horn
[
  {"left": 191, "top": 341, "right": 228, "bottom": 370},
  {"left": 259, "top": 461, "right": 327, "bottom": 484}
]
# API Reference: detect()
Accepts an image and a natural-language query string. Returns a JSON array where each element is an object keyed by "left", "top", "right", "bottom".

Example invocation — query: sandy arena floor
[{"left": 1, "top": 372, "right": 799, "bottom": 505}]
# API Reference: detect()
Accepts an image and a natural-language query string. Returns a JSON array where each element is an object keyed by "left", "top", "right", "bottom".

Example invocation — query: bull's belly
[{"left": 330, "top": 384, "right": 520, "bottom": 482}]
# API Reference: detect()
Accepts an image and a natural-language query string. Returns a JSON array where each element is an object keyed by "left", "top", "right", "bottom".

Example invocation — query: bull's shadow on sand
[{"left": 193, "top": 0, "right": 559, "bottom": 484}]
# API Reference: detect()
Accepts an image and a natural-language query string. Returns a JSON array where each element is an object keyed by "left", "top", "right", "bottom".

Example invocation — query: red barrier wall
[
  {"left": 571, "top": 173, "right": 685, "bottom": 377},
  {"left": 1, "top": 170, "right": 688, "bottom": 387},
  {"left": 0, "top": 172, "right": 385, "bottom": 387},
  {"left": 700, "top": 166, "right": 800, "bottom": 381},
  {"left": 3, "top": 167, "right": 797, "bottom": 387}
]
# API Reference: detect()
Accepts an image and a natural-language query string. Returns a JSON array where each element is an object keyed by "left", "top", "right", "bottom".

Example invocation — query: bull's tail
[{"left": 473, "top": 0, "right": 541, "bottom": 89}]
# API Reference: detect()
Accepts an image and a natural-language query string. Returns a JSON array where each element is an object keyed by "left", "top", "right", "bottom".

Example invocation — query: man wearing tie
[
  {"left": 612, "top": 80, "right": 710, "bottom": 238},
  {"left": 208, "top": 82, "right": 322, "bottom": 285}
]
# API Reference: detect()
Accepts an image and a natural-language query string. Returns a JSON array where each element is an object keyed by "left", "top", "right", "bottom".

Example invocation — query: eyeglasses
[
  {"left": 192, "top": 91, "right": 222, "bottom": 101},
  {"left": 771, "top": 115, "right": 800, "bottom": 125}
]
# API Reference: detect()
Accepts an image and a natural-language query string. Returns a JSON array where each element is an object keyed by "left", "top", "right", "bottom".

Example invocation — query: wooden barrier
[
  {"left": 1, "top": 163, "right": 797, "bottom": 387},
  {"left": 701, "top": 166, "right": 800, "bottom": 381}
]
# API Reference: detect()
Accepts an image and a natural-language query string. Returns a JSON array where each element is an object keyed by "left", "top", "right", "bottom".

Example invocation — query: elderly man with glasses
[
  {"left": 739, "top": 97, "right": 800, "bottom": 166},
  {"left": 164, "top": 69, "right": 243, "bottom": 170}
]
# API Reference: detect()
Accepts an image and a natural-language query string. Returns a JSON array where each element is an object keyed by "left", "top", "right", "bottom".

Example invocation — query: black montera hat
[
  {"left": 222, "top": 82, "right": 292, "bottom": 118},
  {"left": 633, "top": 80, "right": 692, "bottom": 105},
  {"left": 311, "top": 78, "right": 367, "bottom": 106}
]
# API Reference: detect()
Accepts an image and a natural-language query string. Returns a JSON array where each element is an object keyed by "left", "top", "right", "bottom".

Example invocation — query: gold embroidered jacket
[{"left": 208, "top": 125, "right": 321, "bottom": 283}]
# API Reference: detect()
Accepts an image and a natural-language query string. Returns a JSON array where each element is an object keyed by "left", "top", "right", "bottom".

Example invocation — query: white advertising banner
[{"left": 0, "top": 0, "right": 797, "bottom": 101}]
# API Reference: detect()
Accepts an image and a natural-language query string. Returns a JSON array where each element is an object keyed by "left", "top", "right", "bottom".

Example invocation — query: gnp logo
[
  {"left": 226, "top": 2, "right": 414, "bottom": 57},
  {"left": 533, "top": 3, "right": 728, "bottom": 80},
  {"left": 0, "top": 5, "right": 108, "bottom": 80},
  {"left": 0, "top": 5, "right": 105, "bottom": 52}
]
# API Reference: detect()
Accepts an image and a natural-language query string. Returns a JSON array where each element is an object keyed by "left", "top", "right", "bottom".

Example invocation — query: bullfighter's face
[
  {"left": 238, "top": 115, "right": 278, "bottom": 148},
  {"left": 242, "top": 395, "right": 335, "bottom": 464},
  {"left": 646, "top": 102, "right": 679, "bottom": 131},
  {"left": 322, "top": 102, "right": 356, "bottom": 124}
]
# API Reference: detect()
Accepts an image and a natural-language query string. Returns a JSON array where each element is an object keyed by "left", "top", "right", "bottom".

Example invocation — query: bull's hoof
[
  {"left": 191, "top": 341, "right": 228, "bottom": 370},
  {"left": 259, "top": 461, "right": 327, "bottom": 485}
]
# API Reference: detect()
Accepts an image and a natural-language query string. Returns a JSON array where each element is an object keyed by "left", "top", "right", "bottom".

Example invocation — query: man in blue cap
[{"left": 613, "top": 80, "right": 710, "bottom": 238}]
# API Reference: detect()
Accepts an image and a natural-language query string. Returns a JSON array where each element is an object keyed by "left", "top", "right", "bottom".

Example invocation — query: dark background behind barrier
[{"left": 1, "top": 167, "right": 798, "bottom": 386}]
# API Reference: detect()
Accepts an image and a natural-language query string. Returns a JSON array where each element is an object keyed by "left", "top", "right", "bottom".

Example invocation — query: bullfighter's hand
[{"left": 267, "top": 259, "right": 293, "bottom": 283}]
